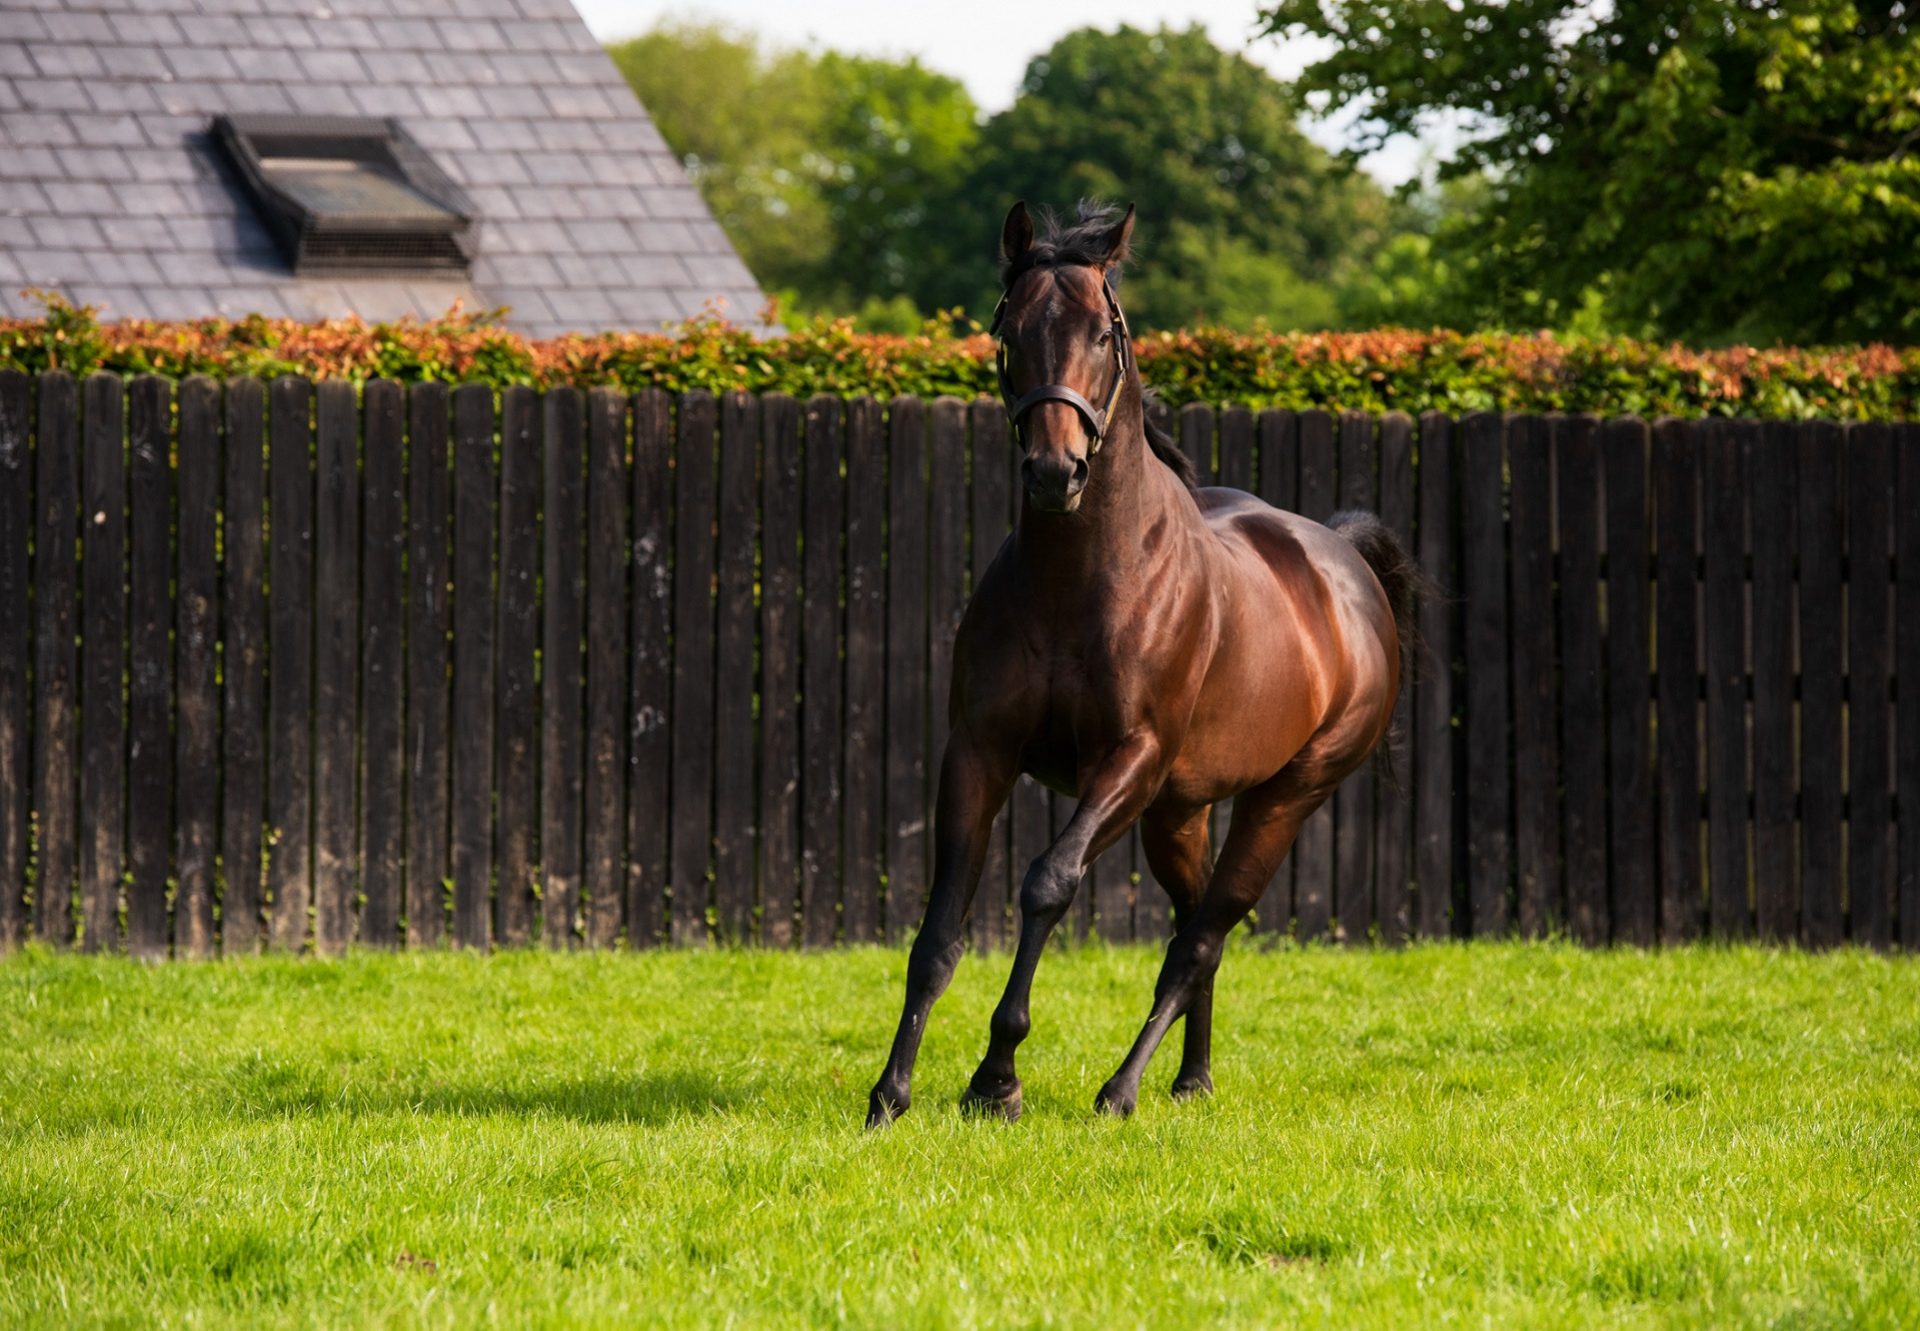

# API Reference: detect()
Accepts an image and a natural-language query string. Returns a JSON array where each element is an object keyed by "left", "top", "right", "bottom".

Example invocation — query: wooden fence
[{"left": 0, "top": 371, "right": 1914, "bottom": 955}]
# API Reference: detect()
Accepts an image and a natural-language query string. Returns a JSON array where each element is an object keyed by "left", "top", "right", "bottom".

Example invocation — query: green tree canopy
[
  {"left": 934, "top": 24, "right": 1392, "bottom": 329},
  {"left": 607, "top": 25, "right": 978, "bottom": 325},
  {"left": 1261, "top": 0, "right": 1920, "bottom": 344}
]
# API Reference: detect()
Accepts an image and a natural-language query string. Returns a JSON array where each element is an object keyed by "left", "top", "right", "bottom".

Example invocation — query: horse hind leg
[
  {"left": 1139, "top": 804, "right": 1217, "bottom": 1101},
  {"left": 1097, "top": 773, "right": 1331, "bottom": 1118}
]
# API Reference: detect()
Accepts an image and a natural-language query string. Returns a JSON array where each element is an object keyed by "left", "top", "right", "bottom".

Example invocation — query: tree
[
  {"left": 1261, "top": 0, "right": 1920, "bottom": 343},
  {"left": 930, "top": 24, "right": 1392, "bottom": 329},
  {"left": 607, "top": 25, "right": 979, "bottom": 320}
]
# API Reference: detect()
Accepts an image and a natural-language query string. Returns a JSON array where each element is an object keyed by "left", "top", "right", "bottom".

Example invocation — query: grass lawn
[{"left": 1, "top": 941, "right": 1916, "bottom": 1328}]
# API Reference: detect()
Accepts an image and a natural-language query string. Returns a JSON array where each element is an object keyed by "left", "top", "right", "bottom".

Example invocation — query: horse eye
[{"left": 1096, "top": 329, "right": 1112, "bottom": 346}]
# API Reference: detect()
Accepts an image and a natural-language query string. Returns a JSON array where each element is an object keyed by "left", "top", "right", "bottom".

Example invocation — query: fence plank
[
  {"left": 1093, "top": 831, "right": 1132, "bottom": 941},
  {"left": 669, "top": 391, "right": 718, "bottom": 945},
  {"left": 712, "top": 393, "right": 759, "bottom": 941},
  {"left": 0, "top": 372, "right": 28, "bottom": 947},
  {"left": 1462, "top": 412, "right": 1510, "bottom": 938},
  {"left": 1703, "top": 421, "right": 1751, "bottom": 939},
  {"left": 265, "top": 376, "right": 312, "bottom": 952},
  {"left": 33, "top": 372, "right": 78, "bottom": 945},
  {"left": 1333, "top": 410, "right": 1378, "bottom": 940},
  {"left": 1257, "top": 408, "right": 1298, "bottom": 931},
  {"left": 126, "top": 376, "right": 173, "bottom": 959},
  {"left": 1898, "top": 422, "right": 1920, "bottom": 952},
  {"left": 1605, "top": 419, "right": 1656, "bottom": 946},
  {"left": 759, "top": 395, "right": 801, "bottom": 947},
  {"left": 1556, "top": 416, "right": 1607, "bottom": 944},
  {"left": 1180, "top": 403, "right": 1215, "bottom": 483},
  {"left": 1751, "top": 420, "right": 1798, "bottom": 942},
  {"left": 1509, "top": 414, "right": 1560, "bottom": 937},
  {"left": 1413, "top": 411, "right": 1456, "bottom": 940},
  {"left": 843, "top": 397, "right": 886, "bottom": 942},
  {"left": 583, "top": 389, "right": 629, "bottom": 949},
  {"left": 800, "top": 395, "right": 845, "bottom": 946},
  {"left": 1009, "top": 776, "right": 1051, "bottom": 923},
  {"left": 81, "top": 374, "right": 127, "bottom": 953},
  {"left": 1373, "top": 411, "right": 1415, "bottom": 944},
  {"left": 495, "top": 387, "right": 541, "bottom": 948},
  {"left": 404, "top": 382, "right": 450, "bottom": 947},
  {"left": 969, "top": 399, "right": 1014, "bottom": 949},
  {"left": 1799, "top": 421, "right": 1845, "bottom": 947},
  {"left": 1292, "top": 410, "right": 1337, "bottom": 937},
  {"left": 885, "top": 397, "right": 930, "bottom": 941},
  {"left": 1218, "top": 407, "right": 1254, "bottom": 493},
  {"left": 541, "top": 388, "right": 587, "bottom": 946},
  {"left": 449, "top": 383, "right": 496, "bottom": 950},
  {"left": 174, "top": 377, "right": 220, "bottom": 958},
  {"left": 221, "top": 381, "right": 266, "bottom": 952},
  {"left": 312, "top": 381, "right": 361, "bottom": 955},
  {"left": 1653, "top": 419, "right": 1701, "bottom": 943},
  {"left": 927, "top": 399, "right": 968, "bottom": 860},
  {"left": 358, "top": 381, "right": 404, "bottom": 947},
  {"left": 628, "top": 389, "right": 674, "bottom": 947},
  {"left": 1847, "top": 422, "right": 1893, "bottom": 947}
]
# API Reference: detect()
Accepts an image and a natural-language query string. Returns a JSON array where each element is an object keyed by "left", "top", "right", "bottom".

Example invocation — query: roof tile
[
  {"left": 1, "top": 110, "right": 78, "bottom": 145},
  {"left": 95, "top": 46, "right": 174, "bottom": 80},
  {"left": 29, "top": 43, "right": 106, "bottom": 78},
  {"left": 71, "top": 114, "right": 146, "bottom": 148},
  {"left": 431, "top": 18, "right": 504, "bottom": 52},
  {"left": 105, "top": 14, "right": 185, "bottom": 45},
  {"left": 297, "top": 48, "right": 367, "bottom": 81},
  {"left": 485, "top": 285, "right": 557, "bottom": 322},
  {"left": 37, "top": 12, "right": 115, "bottom": 43},
  {"left": 21, "top": 77, "right": 91, "bottom": 113}
]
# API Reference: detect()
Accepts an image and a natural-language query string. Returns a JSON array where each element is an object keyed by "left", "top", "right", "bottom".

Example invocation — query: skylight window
[{"left": 213, "top": 114, "right": 476, "bottom": 276}]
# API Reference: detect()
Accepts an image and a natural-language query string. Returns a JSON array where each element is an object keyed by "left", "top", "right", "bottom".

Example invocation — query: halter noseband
[{"left": 989, "top": 269, "right": 1133, "bottom": 456}]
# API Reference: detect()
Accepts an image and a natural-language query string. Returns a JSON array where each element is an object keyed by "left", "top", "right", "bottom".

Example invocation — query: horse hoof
[
  {"left": 959, "top": 1081, "right": 1023, "bottom": 1123},
  {"left": 866, "top": 1086, "right": 908, "bottom": 1129},
  {"left": 1170, "top": 1073, "right": 1214, "bottom": 1102},
  {"left": 1094, "top": 1083, "right": 1136, "bottom": 1118}
]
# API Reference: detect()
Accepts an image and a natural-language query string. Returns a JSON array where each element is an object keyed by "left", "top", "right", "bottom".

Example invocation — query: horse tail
[
  {"left": 1327, "top": 510, "right": 1435, "bottom": 788},
  {"left": 1326, "top": 510, "right": 1430, "bottom": 685}
]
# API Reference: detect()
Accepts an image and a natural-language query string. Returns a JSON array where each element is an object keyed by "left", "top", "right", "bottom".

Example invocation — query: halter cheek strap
[{"left": 990, "top": 272, "right": 1133, "bottom": 456}]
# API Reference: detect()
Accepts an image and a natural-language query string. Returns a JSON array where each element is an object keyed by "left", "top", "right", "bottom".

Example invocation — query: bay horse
[{"left": 866, "top": 202, "right": 1424, "bottom": 1126}]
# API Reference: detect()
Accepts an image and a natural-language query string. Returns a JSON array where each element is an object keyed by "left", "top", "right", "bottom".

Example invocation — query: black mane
[
  {"left": 1000, "top": 201, "right": 1198, "bottom": 491},
  {"left": 1000, "top": 201, "right": 1131, "bottom": 286}
]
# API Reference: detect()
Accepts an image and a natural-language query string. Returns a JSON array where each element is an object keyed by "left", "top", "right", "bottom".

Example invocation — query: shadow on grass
[
  {"left": 408, "top": 1071, "right": 745, "bottom": 1124},
  {"left": 218, "top": 1055, "right": 745, "bottom": 1126}
]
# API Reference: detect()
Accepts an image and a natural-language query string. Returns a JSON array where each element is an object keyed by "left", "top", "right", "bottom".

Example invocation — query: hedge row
[{"left": 4, "top": 294, "right": 1918, "bottom": 420}]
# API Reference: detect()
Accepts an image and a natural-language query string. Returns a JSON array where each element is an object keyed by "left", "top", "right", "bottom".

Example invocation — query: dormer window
[{"left": 213, "top": 114, "right": 475, "bottom": 276}]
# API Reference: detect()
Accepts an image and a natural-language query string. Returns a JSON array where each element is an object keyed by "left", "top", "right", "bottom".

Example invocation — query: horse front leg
[
  {"left": 962, "top": 735, "right": 1162, "bottom": 1122},
  {"left": 866, "top": 731, "right": 1015, "bottom": 1128}
]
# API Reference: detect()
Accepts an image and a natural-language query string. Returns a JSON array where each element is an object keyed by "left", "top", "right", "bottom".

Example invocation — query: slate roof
[{"left": 0, "top": 0, "right": 766, "bottom": 337}]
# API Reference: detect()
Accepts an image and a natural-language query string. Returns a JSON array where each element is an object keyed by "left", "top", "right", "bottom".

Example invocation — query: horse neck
[{"left": 1014, "top": 385, "right": 1167, "bottom": 587}]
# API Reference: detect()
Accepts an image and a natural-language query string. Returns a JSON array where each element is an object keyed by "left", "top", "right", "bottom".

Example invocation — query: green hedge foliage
[{"left": 4, "top": 296, "right": 1916, "bottom": 420}]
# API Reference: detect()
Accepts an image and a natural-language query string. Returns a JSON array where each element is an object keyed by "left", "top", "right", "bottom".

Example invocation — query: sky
[{"left": 572, "top": 0, "right": 1453, "bottom": 187}]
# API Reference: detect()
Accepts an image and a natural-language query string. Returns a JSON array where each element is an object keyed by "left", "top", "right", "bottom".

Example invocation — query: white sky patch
[{"left": 572, "top": 0, "right": 1462, "bottom": 186}]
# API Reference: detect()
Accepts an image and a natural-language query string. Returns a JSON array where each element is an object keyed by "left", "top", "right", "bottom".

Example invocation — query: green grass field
[{"left": 2, "top": 942, "right": 1916, "bottom": 1328}]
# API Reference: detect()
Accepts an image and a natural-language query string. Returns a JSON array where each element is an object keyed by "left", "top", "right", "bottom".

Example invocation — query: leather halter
[{"left": 989, "top": 269, "right": 1133, "bottom": 456}]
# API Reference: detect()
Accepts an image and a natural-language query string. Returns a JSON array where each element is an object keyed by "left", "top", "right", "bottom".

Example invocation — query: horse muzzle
[{"left": 1023, "top": 453, "right": 1089, "bottom": 513}]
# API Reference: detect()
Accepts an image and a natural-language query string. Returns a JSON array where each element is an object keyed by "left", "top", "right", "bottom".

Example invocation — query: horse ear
[
  {"left": 1002, "top": 201, "right": 1034, "bottom": 263},
  {"left": 1098, "top": 204, "right": 1136, "bottom": 271}
]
